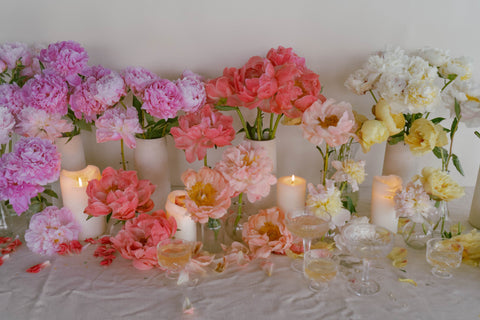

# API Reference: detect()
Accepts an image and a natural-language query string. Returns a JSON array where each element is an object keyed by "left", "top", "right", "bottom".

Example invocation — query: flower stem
[
  {"left": 234, "top": 192, "right": 243, "bottom": 229},
  {"left": 204, "top": 153, "right": 208, "bottom": 168},
  {"left": 323, "top": 145, "right": 330, "bottom": 186},
  {"left": 120, "top": 139, "right": 126, "bottom": 170},
  {"left": 270, "top": 114, "right": 283, "bottom": 140},
  {"left": 369, "top": 90, "right": 378, "bottom": 104},
  {"left": 234, "top": 107, "right": 251, "bottom": 140},
  {"left": 441, "top": 79, "right": 454, "bottom": 92},
  {"left": 256, "top": 108, "right": 262, "bottom": 141}
]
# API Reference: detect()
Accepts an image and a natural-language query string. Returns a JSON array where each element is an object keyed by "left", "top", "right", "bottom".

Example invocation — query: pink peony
[
  {"left": 21, "top": 72, "right": 69, "bottom": 115},
  {"left": 110, "top": 211, "right": 177, "bottom": 270},
  {"left": 175, "top": 70, "right": 206, "bottom": 113},
  {"left": 0, "top": 106, "right": 15, "bottom": 145},
  {"left": 0, "top": 83, "right": 23, "bottom": 115},
  {"left": 69, "top": 66, "right": 126, "bottom": 122},
  {"left": 39, "top": 41, "right": 89, "bottom": 85},
  {"left": 16, "top": 107, "right": 73, "bottom": 141},
  {"left": 301, "top": 99, "right": 356, "bottom": 147},
  {"left": 171, "top": 104, "right": 235, "bottom": 163},
  {"left": 0, "top": 42, "right": 33, "bottom": 70},
  {"left": 205, "top": 68, "right": 244, "bottom": 107},
  {"left": 142, "top": 79, "right": 183, "bottom": 120},
  {"left": 0, "top": 60, "right": 6, "bottom": 73},
  {"left": 242, "top": 207, "right": 293, "bottom": 259},
  {"left": 181, "top": 167, "right": 232, "bottom": 223},
  {"left": 25, "top": 206, "right": 80, "bottom": 256},
  {"left": 95, "top": 106, "right": 142, "bottom": 149},
  {"left": 85, "top": 167, "right": 155, "bottom": 221},
  {"left": 215, "top": 141, "right": 277, "bottom": 202},
  {"left": 122, "top": 66, "right": 158, "bottom": 96}
]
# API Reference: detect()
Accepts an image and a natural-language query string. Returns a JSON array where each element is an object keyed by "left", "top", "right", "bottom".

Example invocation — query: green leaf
[
  {"left": 450, "top": 117, "right": 458, "bottom": 140},
  {"left": 106, "top": 213, "right": 112, "bottom": 224},
  {"left": 42, "top": 189, "right": 58, "bottom": 199},
  {"left": 430, "top": 117, "right": 445, "bottom": 124},
  {"left": 475, "top": 131, "right": 480, "bottom": 139},
  {"left": 432, "top": 146, "right": 448, "bottom": 161},
  {"left": 342, "top": 196, "right": 356, "bottom": 214},
  {"left": 452, "top": 154, "right": 464, "bottom": 176},
  {"left": 447, "top": 73, "right": 458, "bottom": 81},
  {"left": 388, "top": 132, "right": 405, "bottom": 145},
  {"left": 454, "top": 99, "right": 461, "bottom": 119},
  {"left": 215, "top": 105, "right": 238, "bottom": 111}
]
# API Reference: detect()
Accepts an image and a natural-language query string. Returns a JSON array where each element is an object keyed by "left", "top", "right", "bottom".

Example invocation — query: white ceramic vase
[
  {"left": 55, "top": 135, "right": 86, "bottom": 171},
  {"left": 382, "top": 142, "right": 419, "bottom": 182},
  {"left": 134, "top": 137, "right": 171, "bottom": 211},
  {"left": 469, "top": 166, "right": 480, "bottom": 229}
]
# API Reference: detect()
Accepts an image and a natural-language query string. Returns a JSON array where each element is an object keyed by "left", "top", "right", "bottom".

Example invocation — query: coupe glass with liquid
[
  {"left": 426, "top": 238, "right": 463, "bottom": 279},
  {"left": 157, "top": 238, "right": 193, "bottom": 279},
  {"left": 304, "top": 249, "right": 338, "bottom": 292}
]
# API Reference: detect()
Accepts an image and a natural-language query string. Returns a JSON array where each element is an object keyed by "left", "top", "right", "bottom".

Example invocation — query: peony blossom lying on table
[
  {"left": 111, "top": 211, "right": 177, "bottom": 270},
  {"left": 84, "top": 167, "right": 156, "bottom": 221}
]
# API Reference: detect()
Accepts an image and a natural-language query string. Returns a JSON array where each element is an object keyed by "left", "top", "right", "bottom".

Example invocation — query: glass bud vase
[
  {"left": 434, "top": 200, "right": 458, "bottom": 237},
  {"left": 224, "top": 201, "right": 248, "bottom": 243},
  {"left": 400, "top": 218, "right": 433, "bottom": 249},
  {"left": 201, "top": 218, "right": 224, "bottom": 254},
  {"left": 0, "top": 202, "right": 13, "bottom": 238}
]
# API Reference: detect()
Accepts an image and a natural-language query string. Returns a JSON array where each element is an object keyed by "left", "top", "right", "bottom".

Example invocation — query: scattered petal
[
  {"left": 398, "top": 278, "right": 417, "bottom": 286},
  {"left": 0, "top": 237, "right": 12, "bottom": 244},
  {"left": 26, "top": 261, "right": 51, "bottom": 273},
  {"left": 182, "top": 297, "right": 194, "bottom": 315},
  {"left": 0, "top": 254, "right": 10, "bottom": 266},
  {"left": 388, "top": 247, "right": 408, "bottom": 268},
  {"left": 261, "top": 259, "right": 274, "bottom": 276}
]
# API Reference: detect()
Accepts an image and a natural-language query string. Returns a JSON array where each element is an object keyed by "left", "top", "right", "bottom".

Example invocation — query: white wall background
[{"left": 2, "top": 0, "right": 479, "bottom": 187}]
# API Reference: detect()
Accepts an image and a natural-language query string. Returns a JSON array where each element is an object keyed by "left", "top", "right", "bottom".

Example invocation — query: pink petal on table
[
  {"left": 26, "top": 261, "right": 51, "bottom": 273},
  {"left": 182, "top": 297, "right": 194, "bottom": 315},
  {"left": 260, "top": 260, "right": 274, "bottom": 276},
  {"left": 0, "top": 254, "right": 10, "bottom": 266}
]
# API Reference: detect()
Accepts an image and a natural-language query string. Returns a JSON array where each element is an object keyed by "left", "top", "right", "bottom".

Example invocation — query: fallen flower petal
[
  {"left": 0, "top": 237, "right": 12, "bottom": 244},
  {"left": 398, "top": 278, "right": 417, "bottom": 286},
  {"left": 84, "top": 238, "right": 97, "bottom": 244},
  {"left": 0, "top": 254, "right": 10, "bottom": 266},
  {"left": 261, "top": 259, "right": 274, "bottom": 277},
  {"left": 26, "top": 261, "right": 51, "bottom": 273},
  {"left": 182, "top": 297, "right": 194, "bottom": 315}
]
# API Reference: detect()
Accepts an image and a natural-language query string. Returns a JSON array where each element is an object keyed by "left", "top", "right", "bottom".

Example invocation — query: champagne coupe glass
[
  {"left": 285, "top": 209, "right": 331, "bottom": 273},
  {"left": 157, "top": 238, "right": 193, "bottom": 280},
  {"left": 342, "top": 223, "right": 393, "bottom": 296},
  {"left": 426, "top": 238, "right": 463, "bottom": 279},
  {"left": 304, "top": 249, "right": 338, "bottom": 292}
]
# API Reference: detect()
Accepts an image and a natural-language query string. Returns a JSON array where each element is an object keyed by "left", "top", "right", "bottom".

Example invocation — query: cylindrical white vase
[
  {"left": 382, "top": 142, "right": 419, "bottom": 182},
  {"left": 469, "top": 166, "right": 480, "bottom": 229},
  {"left": 134, "top": 137, "right": 171, "bottom": 211},
  {"left": 55, "top": 135, "right": 87, "bottom": 171}
]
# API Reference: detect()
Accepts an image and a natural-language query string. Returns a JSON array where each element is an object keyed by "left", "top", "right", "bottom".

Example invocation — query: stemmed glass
[
  {"left": 285, "top": 209, "right": 331, "bottom": 273},
  {"left": 304, "top": 249, "right": 338, "bottom": 292},
  {"left": 157, "top": 238, "right": 193, "bottom": 280},
  {"left": 342, "top": 223, "right": 393, "bottom": 296},
  {"left": 426, "top": 238, "right": 463, "bottom": 279}
]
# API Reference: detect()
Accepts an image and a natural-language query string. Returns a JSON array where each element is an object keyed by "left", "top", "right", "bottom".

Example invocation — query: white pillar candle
[
  {"left": 277, "top": 175, "right": 306, "bottom": 214},
  {"left": 371, "top": 175, "right": 403, "bottom": 233},
  {"left": 60, "top": 165, "right": 105, "bottom": 240},
  {"left": 165, "top": 190, "right": 197, "bottom": 242}
]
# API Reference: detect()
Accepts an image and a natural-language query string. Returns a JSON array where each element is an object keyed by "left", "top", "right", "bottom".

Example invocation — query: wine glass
[
  {"left": 304, "top": 249, "right": 338, "bottom": 292},
  {"left": 426, "top": 238, "right": 463, "bottom": 279},
  {"left": 157, "top": 238, "right": 193, "bottom": 280},
  {"left": 285, "top": 209, "right": 331, "bottom": 273},
  {"left": 342, "top": 223, "right": 393, "bottom": 296}
]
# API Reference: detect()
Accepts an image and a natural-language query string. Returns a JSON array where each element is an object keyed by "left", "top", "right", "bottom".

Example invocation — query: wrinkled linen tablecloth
[{"left": 0, "top": 188, "right": 479, "bottom": 320}]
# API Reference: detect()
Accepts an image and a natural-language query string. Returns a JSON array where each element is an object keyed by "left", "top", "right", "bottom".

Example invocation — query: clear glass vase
[
  {"left": 224, "top": 201, "right": 248, "bottom": 243},
  {"left": 201, "top": 218, "right": 224, "bottom": 254},
  {"left": 434, "top": 200, "right": 460, "bottom": 237},
  {"left": 0, "top": 201, "right": 13, "bottom": 238},
  {"left": 400, "top": 218, "right": 433, "bottom": 249}
]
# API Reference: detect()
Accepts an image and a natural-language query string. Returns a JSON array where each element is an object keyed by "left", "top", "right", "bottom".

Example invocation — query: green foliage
[{"left": 342, "top": 196, "right": 356, "bottom": 214}]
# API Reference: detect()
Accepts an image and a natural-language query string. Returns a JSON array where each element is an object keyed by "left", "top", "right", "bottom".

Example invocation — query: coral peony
[
  {"left": 181, "top": 167, "right": 232, "bottom": 223},
  {"left": 242, "top": 207, "right": 293, "bottom": 259},
  {"left": 95, "top": 106, "right": 142, "bottom": 149},
  {"left": 111, "top": 211, "right": 177, "bottom": 270},
  {"left": 215, "top": 141, "right": 276, "bottom": 202},
  {"left": 171, "top": 104, "right": 235, "bottom": 163}
]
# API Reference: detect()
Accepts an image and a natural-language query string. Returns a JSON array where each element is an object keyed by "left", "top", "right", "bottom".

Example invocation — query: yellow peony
[
  {"left": 419, "top": 167, "right": 465, "bottom": 201},
  {"left": 404, "top": 118, "right": 447, "bottom": 155},
  {"left": 357, "top": 119, "right": 389, "bottom": 153},
  {"left": 372, "top": 99, "right": 405, "bottom": 135}
]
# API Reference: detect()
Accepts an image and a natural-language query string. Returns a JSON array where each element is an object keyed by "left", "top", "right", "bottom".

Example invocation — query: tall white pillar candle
[
  {"left": 277, "top": 175, "right": 306, "bottom": 214},
  {"left": 60, "top": 165, "right": 106, "bottom": 239},
  {"left": 371, "top": 175, "right": 403, "bottom": 233},
  {"left": 165, "top": 190, "right": 197, "bottom": 242}
]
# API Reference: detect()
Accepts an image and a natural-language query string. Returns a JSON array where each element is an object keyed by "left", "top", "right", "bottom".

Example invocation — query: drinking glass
[
  {"left": 342, "top": 223, "right": 393, "bottom": 296},
  {"left": 304, "top": 249, "right": 338, "bottom": 292},
  {"left": 157, "top": 238, "right": 193, "bottom": 280},
  {"left": 426, "top": 238, "right": 463, "bottom": 279},
  {"left": 285, "top": 210, "right": 331, "bottom": 272}
]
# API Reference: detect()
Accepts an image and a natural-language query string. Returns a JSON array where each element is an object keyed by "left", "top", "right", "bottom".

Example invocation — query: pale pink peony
[
  {"left": 85, "top": 167, "right": 156, "bottom": 221},
  {"left": 181, "top": 167, "right": 232, "bottom": 224},
  {"left": 95, "top": 106, "right": 142, "bottom": 149},
  {"left": 0, "top": 106, "right": 15, "bottom": 145},
  {"left": 21, "top": 72, "right": 69, "bottom": 115},
  {"left": 302, "top": 99, "right": 356, "bottom": 147},
  {"left": 110, "top": 211, "right": 177, "bottom": 270},
  {"left": 16, "top": 107, "right": 73, "bottom": 141},
  {"left": 171, "top": 104, "right": 235, "bottom": 163},
  {"left": 175, "top": 70, "right": 206, "bottom": 113},
  {"left": 0, "top": 42, "right": 33, "bottom": 70},
  {"left": 0, "top": 83, "right": 23, "bottom": 115},
  {"left": 142, "top": 79, "right": 183, "bottom": 120},
  {"left": 215, "top": 141, "right": 277, "bottom": 202},
  {"left": 242, "top": 207, "right": 293, "bottom": 259},
  {"left": 122, "top": 66, "right": 158, "bottom": 96}
]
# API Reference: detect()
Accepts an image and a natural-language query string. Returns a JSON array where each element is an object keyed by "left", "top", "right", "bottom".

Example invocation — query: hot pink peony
[
  {"left": 242, "top": 207, "right": 293, "bottom": 259},
  {"left": 171, "top": 104, "right": 235, "bottom": 163},
  {"left": 95, "top": 106, "right": 142, "bottom": 149},
  {"left": 122, "top": 66, "right": 158, "bottom": 96},
  {"left": 181, "top": 167, "right": 232, "bottom": 224},
  {"left": 84, "top": 167, "right": 156, "bottom": 221},
  {"left": 21, "top": 73, "right": 69, "bottom": 115},
  {"left": 142, "top": 78, "right": 183, "bottom": 120},
  {"left": 110, "top": 211, "right": 177, "bottom": 270},
  {"left": 175, "top": 70, "right": 206, "bottom": 113},
  {"left": 215, "top": 141, "right": 277, "bottom": 202},
  {"left": 0, "top": 84, "right": 23, "bottom": 115},
  {"left": 302, "top": 99, "right": 356, "bottom": 147}
]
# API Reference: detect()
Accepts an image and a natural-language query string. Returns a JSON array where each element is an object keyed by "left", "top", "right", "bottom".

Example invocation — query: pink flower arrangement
[
  {"left": 95, "top": 106, "right": 142, "bottom": 149},
  {"left": 394, "top": 180, "right": 438, "bottom": 223},
  {"left": 15, "top": 107, "right": 73, "bottom": 142},
  {"left": 25, "top": 206, "right": 80, "bottom": 256},
  {"left": 181, "top": 167, "right": 232, "bottom": 223},
  {"left": 110, "top": 211, "right": 177, "bottom": 270},
  {"left": 215, "top": 141, "right": 277, "bottom": 202},
  {"left": 301, "top": 99, "right": 357, "bottom": 147},
  {"left": 142, "top": 79, "right": 183, "bottom": 120},
  {"left": 122, "top": 66, "right": 158, "bottom": 96},
  {"left": 21, "top": 72, "right": 69, "bottom": 116},
  {"left": 242, "top": 207, "right": 293, "bottom": 259},
  {"left": 171, "top": 104, "right": 235, "bottom": 163},
  {"left": 84, "top": 167, "right": 155, "bottom": 221}
]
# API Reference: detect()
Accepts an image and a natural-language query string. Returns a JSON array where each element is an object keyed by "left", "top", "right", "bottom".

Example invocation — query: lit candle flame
[
  {"left": 291, "top": 174, "right": 295, "bottom": 184},
  {"left": 78, "top": 177, "right": 83, "bottom": 187}
]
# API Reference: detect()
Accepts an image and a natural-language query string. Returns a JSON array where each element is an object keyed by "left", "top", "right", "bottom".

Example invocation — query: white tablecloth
[{"left": 1, "top": 188, "right": 479, "bottom": 320}]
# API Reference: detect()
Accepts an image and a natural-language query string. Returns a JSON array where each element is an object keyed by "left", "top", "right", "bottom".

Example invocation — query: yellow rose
[
  {"left": 372, "top": 99, "right": 405, "bottom": 135},
  {"left": 404, "top": 118, "right": 445, "bottom": 155},
  {"left": 357, "top": 119, "right": 389, "bottom": 153},
  {"left": 419, "top": 167, "right": 465, "bottom": 201}
]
